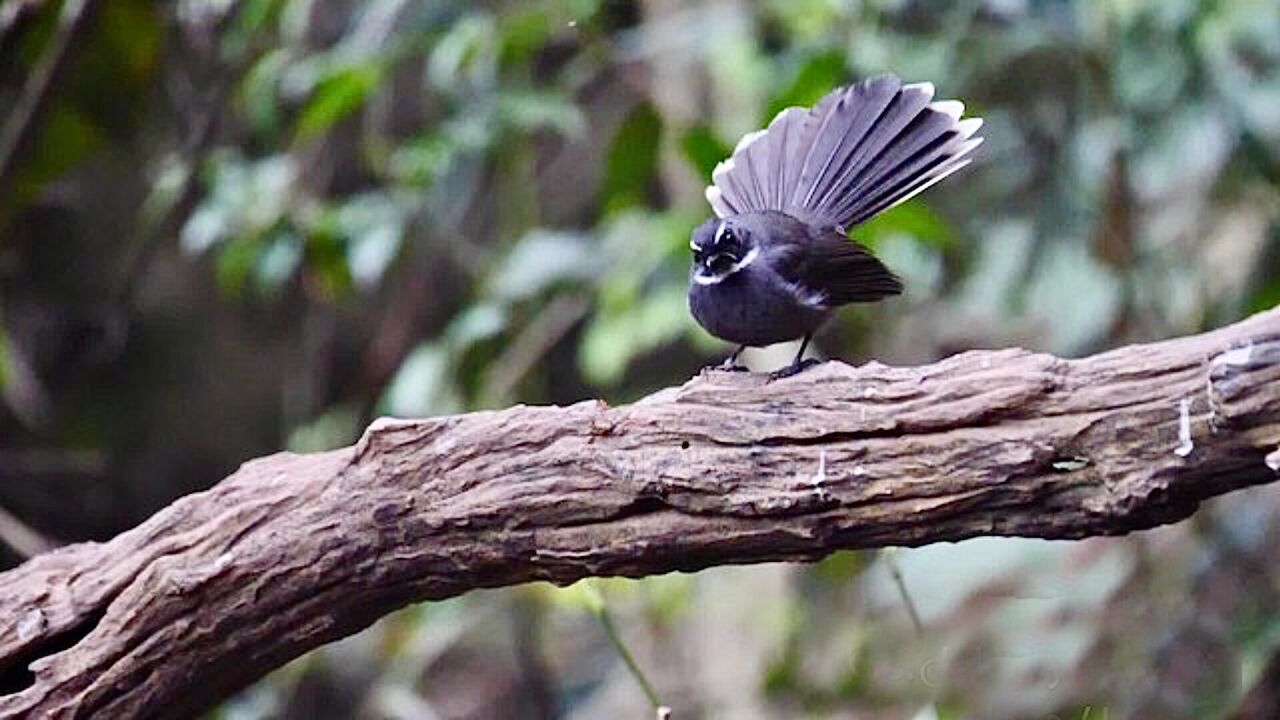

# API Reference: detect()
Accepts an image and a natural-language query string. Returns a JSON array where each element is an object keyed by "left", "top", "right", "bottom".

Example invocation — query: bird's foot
[
  {"left": 704, "top": 350, "right": 748, "bottom": 373},
  {"left": 767, "top": 358, "right": 821, "bottom": 382}
]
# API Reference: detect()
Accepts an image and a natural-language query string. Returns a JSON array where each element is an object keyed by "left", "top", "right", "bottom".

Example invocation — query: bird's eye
[
  {"left": 719, "top": 227, "right": 743, "bottom": 256},
  {"left": 708, "top": 253, "right": 735, "bottom": 273}
]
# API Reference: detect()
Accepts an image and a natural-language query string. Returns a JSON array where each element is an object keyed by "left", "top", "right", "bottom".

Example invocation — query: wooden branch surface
[{"left": 2, "top": 308, "right": 1279, "bottom": 718}]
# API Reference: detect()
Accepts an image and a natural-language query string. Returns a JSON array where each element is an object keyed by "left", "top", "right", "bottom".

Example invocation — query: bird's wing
[
  {"left": 766, "top": 230, "right": 902, "bottom": 307},
  {"left": 705, "top": 75, "right": 983, "bottom": 231}
]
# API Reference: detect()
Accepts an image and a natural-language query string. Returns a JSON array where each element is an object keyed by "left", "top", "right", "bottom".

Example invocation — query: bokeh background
[{"left": 2, "top": 0, "right": 1279, "bottom": 717}]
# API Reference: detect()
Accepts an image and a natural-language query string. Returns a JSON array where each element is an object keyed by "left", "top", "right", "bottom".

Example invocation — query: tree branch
[{"left": 1, "top": 307, "right": 1278, "bottom": 718}]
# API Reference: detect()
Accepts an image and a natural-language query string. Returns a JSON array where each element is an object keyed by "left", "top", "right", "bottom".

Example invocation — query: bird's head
[{"left": 690, "top": 218, "right": 759, "bottom": 286}]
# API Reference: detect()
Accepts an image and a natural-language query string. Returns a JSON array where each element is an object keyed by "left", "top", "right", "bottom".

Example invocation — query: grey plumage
[
  {"left": 705, "top": 75, "right": 983, "bottom": 230},
  {"left": 688, "top": 74, "right": 983, "bottom": 376}
]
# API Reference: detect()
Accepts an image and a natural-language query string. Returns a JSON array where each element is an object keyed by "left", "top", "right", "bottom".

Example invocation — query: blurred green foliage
[{"left": 177, "top": 0, "right": 1278, "bottom": 415}]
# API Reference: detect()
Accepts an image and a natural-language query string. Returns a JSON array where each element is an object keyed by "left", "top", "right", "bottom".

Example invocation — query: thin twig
[
  {"left": 0, "top": 0, "right": 44, "bottom": 62},
  {"left": 586, "top": 583, "right": 665, "bottom": 712},
  {"left": 597, "top": 606, "right": 664, "bottom": 709},
  {"left": 884, "top": 548, "right": 924, "bottom": 636},
  {"left": 1228, "top": 643, "right": 1280, "bottom": 720},
  {"left": 0, "top": 504, "right": 55, "bottom": 559},
  {"left": 0, "top": 0, "right": 103, "bottom": 197},
  {"left": 114, "top": 0, "right": 248, "bottom": 305},
  {"left": 481, "top": 294, "right": 591, "bottom": 407}
]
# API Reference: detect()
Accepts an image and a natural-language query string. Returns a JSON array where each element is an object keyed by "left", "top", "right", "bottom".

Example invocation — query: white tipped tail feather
[{"left": 704, "top": 75, "right": 983, "bottom": 230}]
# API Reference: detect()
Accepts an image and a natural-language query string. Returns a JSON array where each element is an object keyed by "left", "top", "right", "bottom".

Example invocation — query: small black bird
[{"left": 688, "top": 75, "right": 983, "bottom": 378}]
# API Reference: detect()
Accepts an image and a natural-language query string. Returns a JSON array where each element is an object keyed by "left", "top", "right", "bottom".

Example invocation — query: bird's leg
[
  {"left": 768, "top": 334, "right": 820, "bottom": 381},
  {"left": 717, "top": 345, "right": 748, "bottom": 372}
]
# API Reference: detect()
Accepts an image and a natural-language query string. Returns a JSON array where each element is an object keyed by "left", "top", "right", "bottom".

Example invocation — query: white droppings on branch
[
  {"left": 1211, "top": 340, "right": 1254, "bottom": 368},
  {"left": 533, "top": 547, "right": 598, "bottom": 561},
  {"left": 17, "top": 609, "right": 45, "bottom": 642},
  {"left": 1205, "top": 374, "right": 1220, "bottom": 434},
  {"left": 800, "top": 450, "right": 827, "bottom": 487},
  {"left": 1174, "top": 398, "right": 1194, "bottom": 458},
  {"left": 436, "top": 435, "right": 457, "bottom": 455},
  {"left": 1052, "top": 457, "right": 1090, "bottom": 472},
  {"left": 166, "top": 551, "right": 236, "bottom": 595}
]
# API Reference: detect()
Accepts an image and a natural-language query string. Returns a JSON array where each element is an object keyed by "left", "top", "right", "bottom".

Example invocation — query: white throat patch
[{"left": 693, "top": 246, "right": 759, "bottom": 286}]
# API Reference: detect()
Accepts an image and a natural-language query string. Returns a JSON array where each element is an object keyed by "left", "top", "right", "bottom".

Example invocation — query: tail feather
[
  {"left": 835, "top": 117, "right": 983, "bottom": 226},
  {"left": 846, "top": 136, "right": 982, "bottom": 226},
  {"left": 704, "top": 75, "right": 982, "bottom": 230},
  {"left": 793, "top": 79, "right": 903, "bottom": 214},
  {"left": 823, "top": 101, "right": 954, "bottom": 224}
]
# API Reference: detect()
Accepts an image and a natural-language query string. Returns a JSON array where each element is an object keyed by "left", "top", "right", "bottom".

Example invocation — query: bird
[{"left": 687, "top": 74, "right": 983, "bottom": 379}]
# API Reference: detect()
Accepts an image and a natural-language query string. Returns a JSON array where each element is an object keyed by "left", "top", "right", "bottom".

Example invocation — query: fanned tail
[{"left": 705, "top": 75, "right": 983, "bottom": 230}]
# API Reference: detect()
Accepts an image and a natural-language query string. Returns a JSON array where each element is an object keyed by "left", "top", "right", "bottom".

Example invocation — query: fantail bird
[{"left": 688, "top": 74, "right": 983, "bottom": 378}]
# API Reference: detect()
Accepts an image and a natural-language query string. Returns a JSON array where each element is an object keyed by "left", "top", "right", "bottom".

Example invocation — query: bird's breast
[{"left": 688, "top": 266, "right": 829, "bottom": 347}]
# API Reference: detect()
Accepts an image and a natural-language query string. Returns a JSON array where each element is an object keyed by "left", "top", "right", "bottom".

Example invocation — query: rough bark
[{"left": 2, "top": 308, "right": 1279, "bottom": 719}]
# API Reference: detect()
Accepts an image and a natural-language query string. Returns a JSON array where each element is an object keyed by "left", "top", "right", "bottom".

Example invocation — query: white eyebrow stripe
[{"left": 690, "top": 238, "right": 701, "bottom": 251}]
